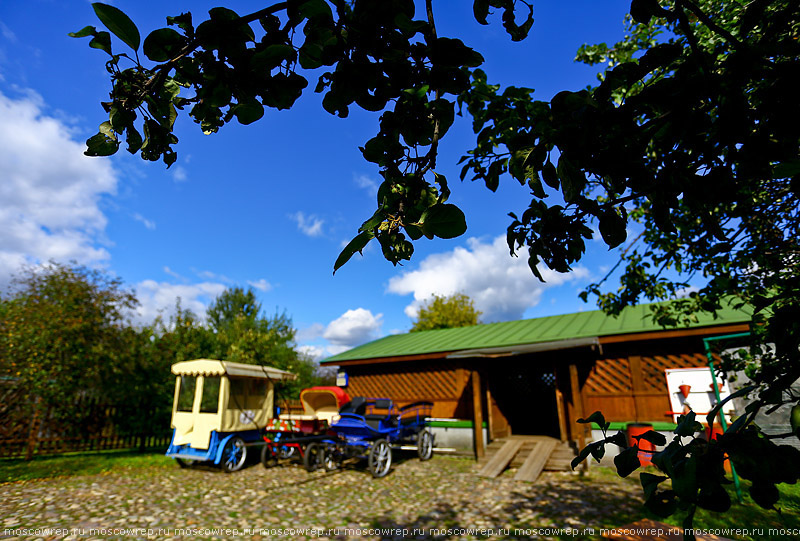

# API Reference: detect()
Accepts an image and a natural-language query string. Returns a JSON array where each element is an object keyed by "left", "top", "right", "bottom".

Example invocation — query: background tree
[
  {"left": 73, "top": 0, "right": 800, "bottom": 529},
  {"left": 410, "top": 293, "right": 481, "bottom": 332},
  {"left": 204, "top": 286, "right": 321, "bottom": 399},
  {"left": 0, "top": 262, "right": 140, "bottom": 421},
  {"left": 206, "top": 286, "right": 261, "bottom": 332}
]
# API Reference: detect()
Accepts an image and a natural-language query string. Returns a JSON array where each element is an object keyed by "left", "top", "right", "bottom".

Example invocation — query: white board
[{"left": 664, "top": 367, "right": 734, "bottom": 424}]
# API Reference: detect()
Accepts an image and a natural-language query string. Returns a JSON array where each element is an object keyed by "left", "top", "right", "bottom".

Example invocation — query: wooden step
[
  {"left": 514, "top": 439, "right": 557, "bottom": 482},
  {"left": 478, "top": 437, "right": 577, "bottom": 473},
  {"left": 478, "top": 439, "right": 523, "bottom": 477}
]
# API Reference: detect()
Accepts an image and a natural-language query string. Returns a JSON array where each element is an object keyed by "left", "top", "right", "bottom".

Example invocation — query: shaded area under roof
[{"left": 321, "top": 301, "right": 751, "bottom": 364}]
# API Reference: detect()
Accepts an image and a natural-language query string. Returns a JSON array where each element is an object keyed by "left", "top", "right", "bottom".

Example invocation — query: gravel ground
[{"left": 0, "top": 453, "right": 644, "bottom": 540}]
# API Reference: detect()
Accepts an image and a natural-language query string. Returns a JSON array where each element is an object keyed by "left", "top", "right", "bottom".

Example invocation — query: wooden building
[{"left": 321, "top": 302, "right": 750, "bottom": 454}]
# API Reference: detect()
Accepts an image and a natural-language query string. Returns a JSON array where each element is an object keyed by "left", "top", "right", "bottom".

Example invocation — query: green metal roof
[{"left": 320, "top": 301, "right": 751, "bottom": 364}]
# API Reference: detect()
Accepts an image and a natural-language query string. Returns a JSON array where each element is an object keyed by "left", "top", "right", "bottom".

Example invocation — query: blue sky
[{"left": 0, "top": 0, "right": 637, "bottom": 360}]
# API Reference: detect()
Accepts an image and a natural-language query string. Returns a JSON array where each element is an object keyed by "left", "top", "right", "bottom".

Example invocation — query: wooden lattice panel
[
  {"left": 642, "top": 353, "right": 706, "bottom": 391},
  {"left": 584, "top": 357, "right": 633, "bottom": 393},
  {"left": 347, "top": 362, "right": 459, "bottom": 400}
]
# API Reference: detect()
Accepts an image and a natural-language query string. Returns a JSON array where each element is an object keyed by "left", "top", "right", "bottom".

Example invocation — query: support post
[
  {"left": 569, "top": 363, "right": 588, "bottom": 469},
  {"left": 471, "top": 370, "right": 484, "bottom": 460}
]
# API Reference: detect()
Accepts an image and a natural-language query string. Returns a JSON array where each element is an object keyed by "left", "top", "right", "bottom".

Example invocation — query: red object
[
  {"left": 679, "top": 384, "right": 692, "bottom": 398},
  {"left": 627, "top": 423, "right": 656, "bottom": 467},
  {"left": 300, "top": 386, "right": 351, "bottom": 409},
  {"left": 709, "top": 382, "right": 723, "bottom": 393},
  {"left": 705, "top": 423, "right": 723, "bottom": 441},
  {"left": 705, "top": 424, "right": 731, "bottom": 472}
]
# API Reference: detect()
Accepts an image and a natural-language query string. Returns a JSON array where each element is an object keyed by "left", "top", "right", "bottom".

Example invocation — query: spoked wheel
[
  {"left": 417, "top": 429, "right": 434, "bottom": 461},
  {"left": 322, "top": 445, "right": 339, "bottom": 471},
  {"left": 368, "top": 439, "right": 392, "bottom": 478},
  {"left": 304, "top": 442, "right": 323, "bottom": 472},
  {"left": 278, "top": 444, "right": 297, "bottom": 459},
  {"left": 261, "top": 444, "right": 279, "bottom": 469},
  {"left": 221, "top": 437, "right": 247, "bottom": 473}
]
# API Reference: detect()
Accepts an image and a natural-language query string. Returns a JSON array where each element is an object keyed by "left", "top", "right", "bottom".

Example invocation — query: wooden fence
[
  {"left": 0, "top": 386, "right": 304, "bottom": 459},
  {"left": 0, "top": 386, "right": 172, "bottom": 459}
]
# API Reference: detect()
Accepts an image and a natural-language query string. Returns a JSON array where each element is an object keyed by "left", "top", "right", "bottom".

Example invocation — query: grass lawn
[{"left": 0, "top": 450, "right": 174, "bottom": 484}]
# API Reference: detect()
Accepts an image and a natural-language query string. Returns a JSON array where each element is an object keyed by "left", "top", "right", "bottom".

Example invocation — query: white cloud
[
  {"left": 133, "top": 280, "right": 227, "bottom": 324},
  {"left": 296, "top": 323, "right": 325, "bottom": 342},
  {"left": 132, "top": 213, "right": 155, "bottom": 230},
  {"left": 193, "top": 268, "right": 232, "bottom": 283},
  {"left": 322, "top": 308, "right": 383, "bottom": 350},
  {"left": 291, "top": 211, "right": 324, "bottom": 237},
  {"left": 0, "top": 90, "right": 117, "bottom": 286},
  {"left": 387, "top": 236, "right": 591, "bottom": 322},
  {"left": 172, "top": 166, "right": 188, "bottom": 182},
  {"left": 163, "top": 266, "right": 184, "bottom": 280},
  {"left": 298, "top": 344, "right": 326, "bottom": 361},
  {"left": 247, "top": 278, "right": 272, "bottom": 292},
  {"left": 354, "top": 173, "right": 379, "bottom": 197}
]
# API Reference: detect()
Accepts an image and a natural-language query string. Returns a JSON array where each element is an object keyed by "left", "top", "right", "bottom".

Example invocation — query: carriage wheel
[
  {"left": 368, "top": 439, "right": 392, "bottom": 478},
  {"left": 278, "top": 444, "right": 297, "bottom": 459},
  {"left": 261, "top": 444, "right": 278, "bottom": 469},
  {"left": 322, "top": 445, "right": 339, "bottom": 471},
  {"left": 304, "top": 442, "right": 323, "bottom": 472},
  {"left": 221, "top": 437, "right": 247, "bottom": 473},
  {"left": 417, "top": 429, "right": 434, "bottom": 461}
]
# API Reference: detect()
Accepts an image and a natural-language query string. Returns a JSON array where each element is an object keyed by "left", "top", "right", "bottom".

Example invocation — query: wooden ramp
[
  {"left": 477, "top": 436, "right": 571, "bottom": 482},
  {"left": 514, "top": 438, "right": 557, "bottom": 482},
  {"left": 478, "top": 439, "right": 523, "bottom": 478}
]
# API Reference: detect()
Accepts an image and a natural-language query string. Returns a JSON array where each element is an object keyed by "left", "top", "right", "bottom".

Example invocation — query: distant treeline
[{"left": 0, "top": 261, "right": 331, "bottom": 456}]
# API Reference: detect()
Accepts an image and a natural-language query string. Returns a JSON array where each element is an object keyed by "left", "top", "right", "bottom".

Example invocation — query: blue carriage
[{"left": 304, "top": 397, "right": 434, "bottom": 477}]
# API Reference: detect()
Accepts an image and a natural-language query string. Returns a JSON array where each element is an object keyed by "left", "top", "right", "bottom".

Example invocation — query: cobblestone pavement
[{"left": 1, "top": 454, "right": 644, "bottom": 540}]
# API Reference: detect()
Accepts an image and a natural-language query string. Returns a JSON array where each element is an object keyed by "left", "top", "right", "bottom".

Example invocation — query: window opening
[
  {"left": 200, "top": 376, "right": 221, "bottom": 413},
  {"left": 177, "top": 376, "right": 196, "bottom": 412}
]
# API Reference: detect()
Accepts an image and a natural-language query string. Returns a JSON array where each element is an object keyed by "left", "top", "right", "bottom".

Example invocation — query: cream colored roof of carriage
[{"left": 171, "top": 359, "right": 296, "bottom": 380}]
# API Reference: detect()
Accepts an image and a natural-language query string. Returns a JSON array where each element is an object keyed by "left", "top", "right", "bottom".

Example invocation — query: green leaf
[
  {"left": 641, "top": 472, "right": 668, "bottom": 500},
  {"left": 706, "top": 385, "right": 755, "bottom": 428},
  {"left": 571, "top": 441, "right": 599, "bottom": 470},
  {"left": 607, "top": 431, "right": 628, "bottom": 448},
  {"left": 614, "top": 445, "right": 641, "bottom": 477},
  {"left": 420, "top": 203, "right": 467, "bottom": 239},
  {"left": 125, "top": 125, "right": 143, "bottom": 154},
  {"left": 599, "top": 209, "right": 628, "bottom": 248},
  {"left": 333, "top": 231, "right": 373, "bottom": 274},
  {"left": 85, "top": 131, "right": 119, "bottom": 157},
  {"left": 590, "top": 443, "right": 606, "bottom": 462},
  {"left": 68, "top": 26, "right": 97, "bottom": 39},
  {"left": 234, "top": 99, "right": 264, "bottom": 125},
  {"left": 645, "top": 490, "right": 678, "bottom": 518},
  {"left": 89, "top": 31, "right": 113, "bottom": 56},
  {"left": 542, "top": 161, "right": 559, "bottom": 190},
  {"left": 675, "top": 411, "right": 703, "bottom": 437},
  {"left": 749, "top": 481, "right": 779, "bottom": 510},
  {"left": 577, "top": 411, "right": 610, "bottom": 432},
  {"left": 143, "top": 28, "right": 183, "bottom": 62},
  {"left": 630, "top": 0, "right": 664, "bottom": 25},
  {"left": 473, "top": 0, "right": 490, "bottom": 25},
  {"left": 252, "top": 44, "right": 295, "bottom": 71},
  {"left": 637, "top": 429, "right": 667, "bottom": 446},
  {"left": 92, "top": 3, "right": 140, "bottom": 51}
]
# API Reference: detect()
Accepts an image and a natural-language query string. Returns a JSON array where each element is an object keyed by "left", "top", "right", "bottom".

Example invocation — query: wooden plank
[
  {"left": 471, "top": 370, "right": 485, "bottom": 459},
  {"left": 514, "top": 439, "right": 557, "bottom": 482},
  {"left": 478, "top": 439, "right": 523, "bottom": 477}
]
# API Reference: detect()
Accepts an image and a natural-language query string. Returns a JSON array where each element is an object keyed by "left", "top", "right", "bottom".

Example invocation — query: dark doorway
[{"left": 488, "top": 360, "right": 560, "bottom": 437}]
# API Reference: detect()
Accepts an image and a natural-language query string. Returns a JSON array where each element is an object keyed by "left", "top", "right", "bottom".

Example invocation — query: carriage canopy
[{"left": 170, "top": 359, "right": 295, "bottom": 449}]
